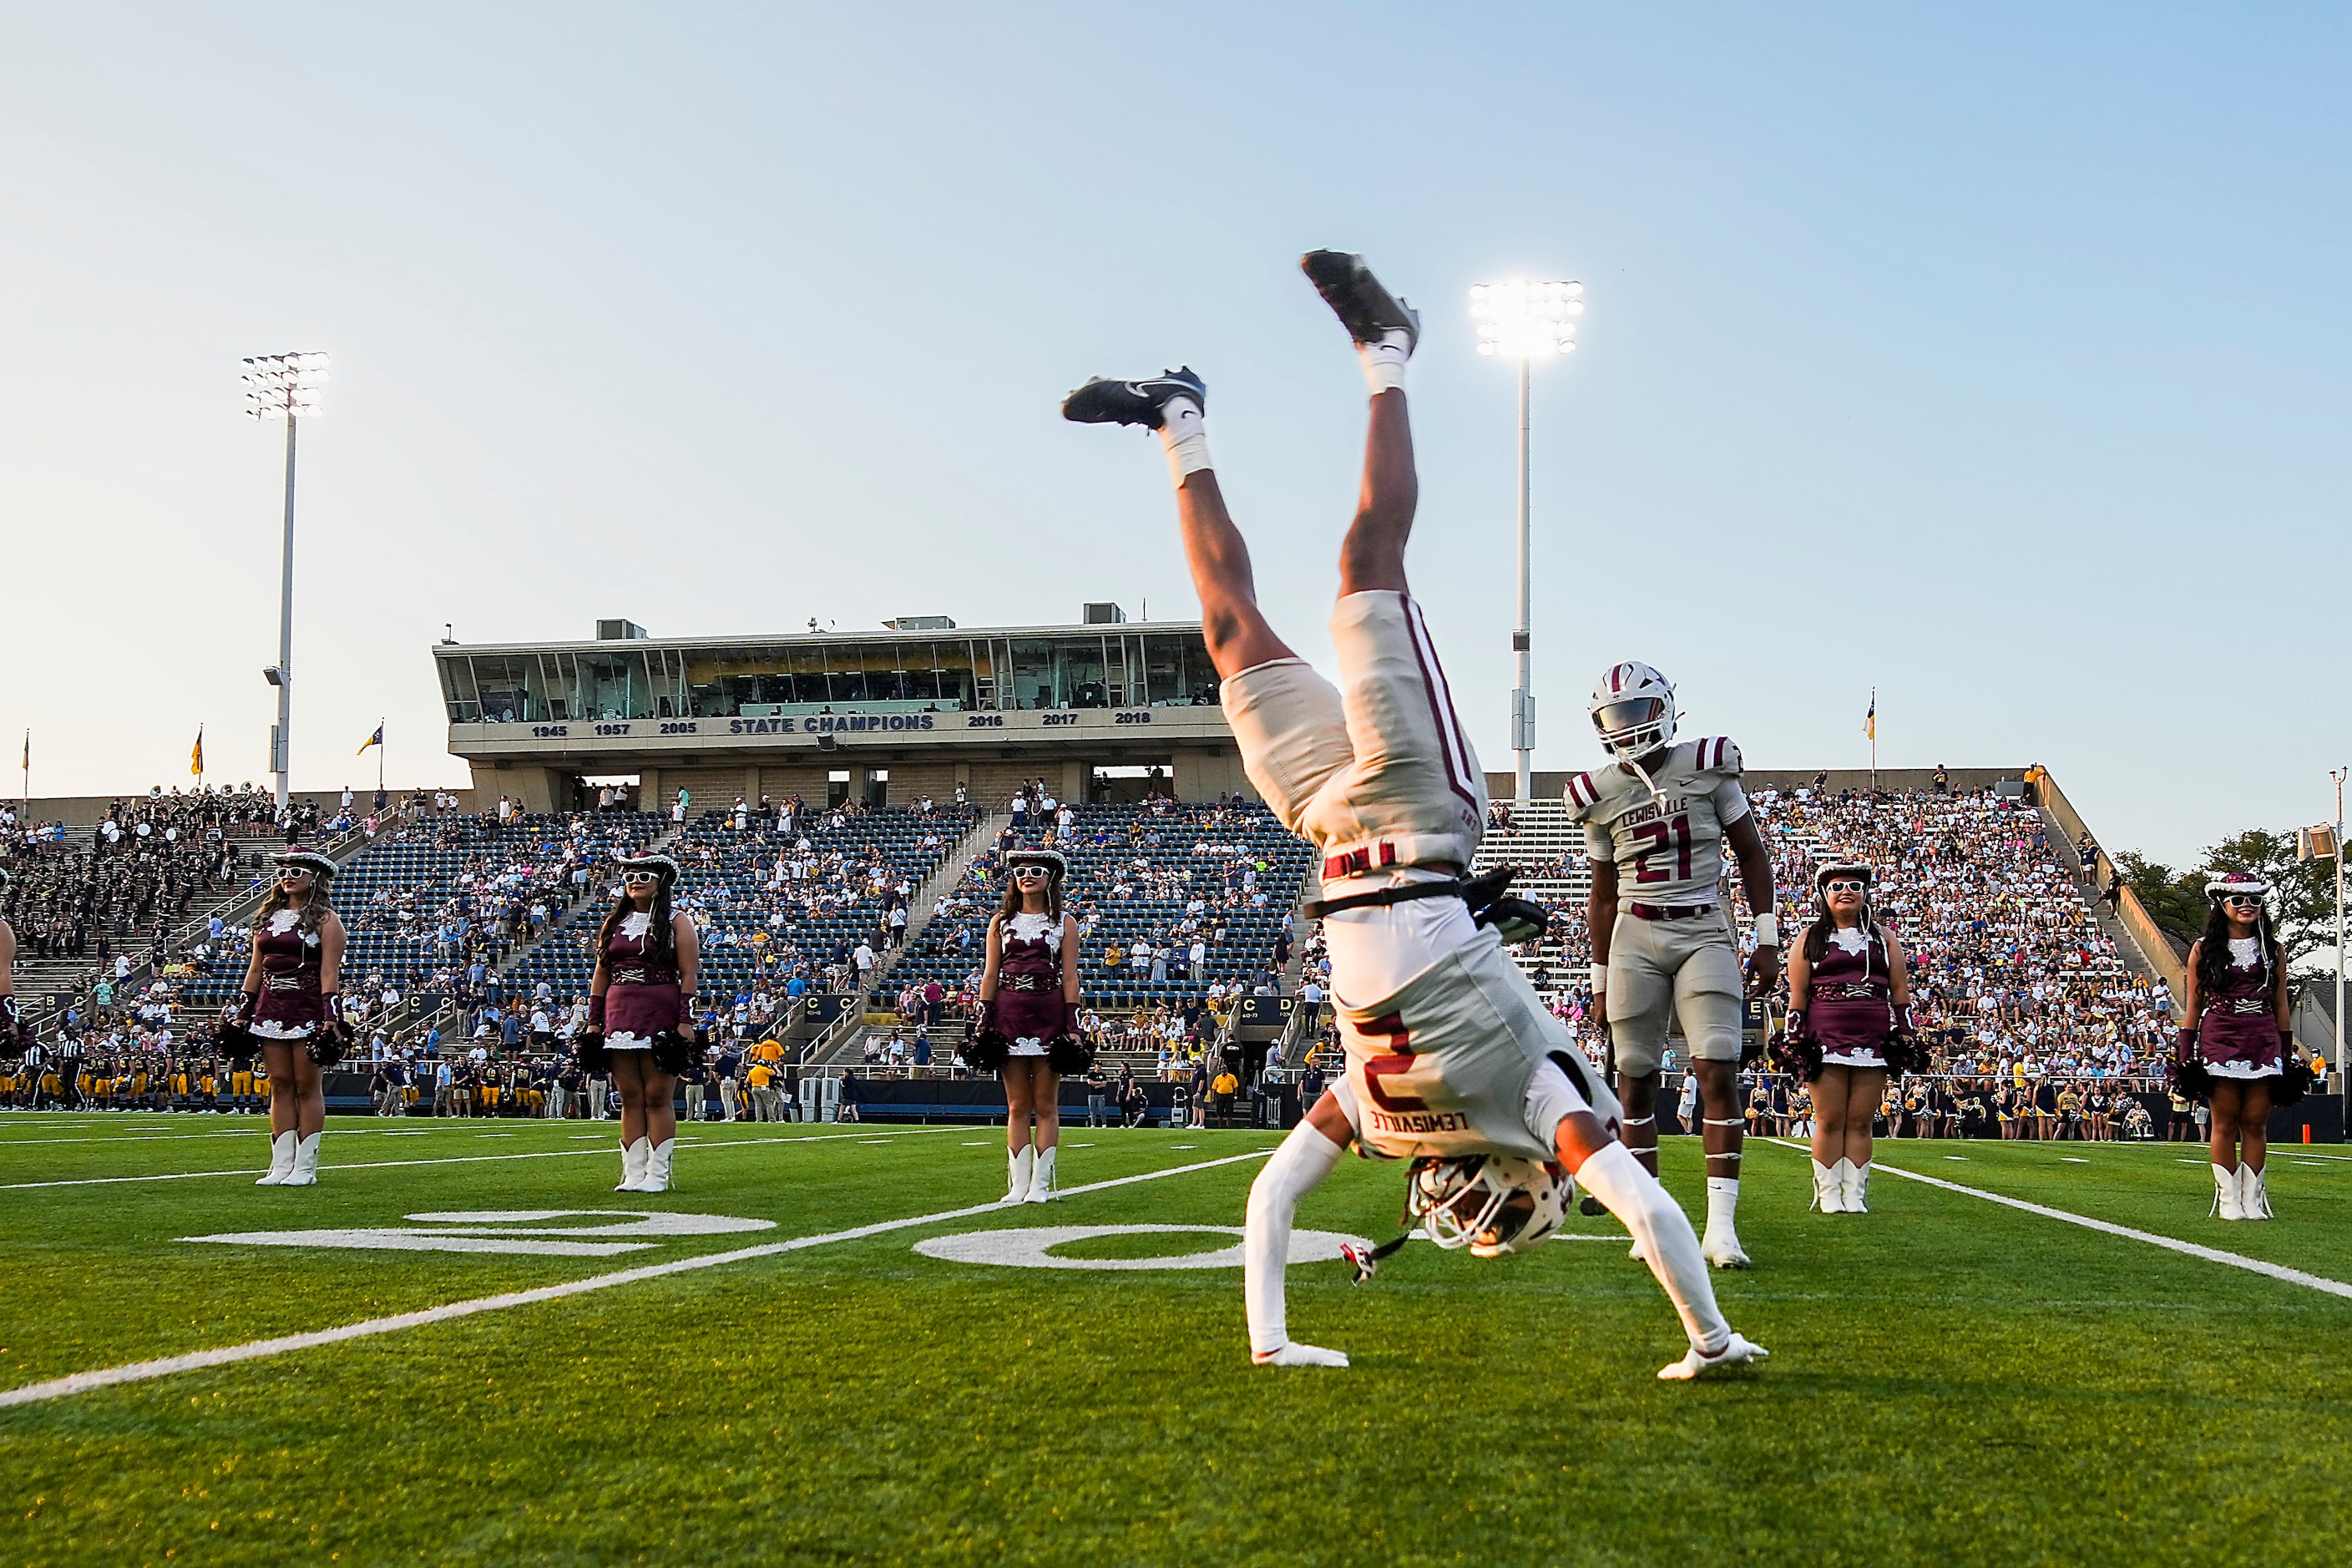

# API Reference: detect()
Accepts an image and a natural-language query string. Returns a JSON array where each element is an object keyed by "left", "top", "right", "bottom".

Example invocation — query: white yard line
[
  {"left": 0, "top": 1149, "right": 1271, "bottom": 1409},
  {"left": 1765, "top": 1140, "right": 2352, "bottom": 1302},
  {"left": 0, "top": 1126, "right": 966, "bottom": 1190}
]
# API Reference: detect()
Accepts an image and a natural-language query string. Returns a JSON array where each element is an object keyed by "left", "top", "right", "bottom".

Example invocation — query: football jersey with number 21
[{"left": 1562, "top": 736, "right": 1752, "bottom": 910}]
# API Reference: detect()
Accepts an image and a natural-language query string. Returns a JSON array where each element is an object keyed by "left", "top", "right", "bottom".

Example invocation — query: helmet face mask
[
  {"left": 1407, "top": 1155, "right": 1569, "bottom": 1258},
  {"left": 1589, "top": 663, "right": 1677, "bottom": 761}
]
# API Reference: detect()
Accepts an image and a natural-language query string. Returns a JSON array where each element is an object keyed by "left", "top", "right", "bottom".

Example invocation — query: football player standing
[
  {"left": 1065, "top": 251, "right": 1766, "bottom": 1381},
  {"left": 1565, "top": 665, "right": 1779, "bottom": 1267}
]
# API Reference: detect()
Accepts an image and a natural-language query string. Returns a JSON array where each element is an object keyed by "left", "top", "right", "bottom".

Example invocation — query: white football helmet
[
  {"left": 1590, "top": 662, "right": 1677, "bottom": 761},
  {"left": 1406, "top": 1155, "right": 1570, "bottom": 1257}
]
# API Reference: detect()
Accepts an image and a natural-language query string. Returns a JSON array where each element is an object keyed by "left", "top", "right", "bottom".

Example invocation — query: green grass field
[{"left": 3, "top": 1110, "right": 2349, "bottom": 1566}]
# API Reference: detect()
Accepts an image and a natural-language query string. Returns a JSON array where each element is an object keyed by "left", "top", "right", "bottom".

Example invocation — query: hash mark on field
[
  {"left": 1945, "top": 1156, "right": 1968, "bottom": 1161},
  {"left": 2062, "top": 1157, "right": 2089, "bottom": 1163},
  {"left": 0, "top": 1148, "right": 1275, "bottom": 1409}
]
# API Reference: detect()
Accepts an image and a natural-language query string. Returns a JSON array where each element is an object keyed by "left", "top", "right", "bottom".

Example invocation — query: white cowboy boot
[
  {"left": 615, "top": 1137, "right": 650, "bottom": 1192},
  {"left": 2212, "top": 1163, "right": 2243, "bottom": 1220},
  {"left": 1025, "top": 1145, "right": 1057, "bottom": 1203},
  {"left": 281, "top": 1131, "right": 321, "bottom": 1186},
  {"left": 999, "top": 1146, "right": 1034, "bottom": 1205},
  {"left": 1843, "top": 1160, "right": 1870, "bottom": 1215},
  {"left": 1813, "top": 1159, "right": 1846, "bottom": 1213},
  {"left": 2239, "top": 1163, "right": 2271, "bottom": 1221},
  {"left": 255, "top": 1130, "right": 296, "bottom": 1186},
  {"left": 640, "top": 1139, "right": 675, "bottom": 1195}
]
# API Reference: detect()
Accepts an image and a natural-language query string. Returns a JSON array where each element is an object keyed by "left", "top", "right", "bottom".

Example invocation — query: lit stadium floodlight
[
  {"left": 1469, "top": 282, "right": 1583, "bottom": 803},
  {"left": 1469, "top": 280, "right": 1582, "bottom": 359},
  {"left": 242, "top": 350, "right": 330, "bottom": 812},
  {"left": 242, "top": 351, "right": 331, "bottom": 420}
]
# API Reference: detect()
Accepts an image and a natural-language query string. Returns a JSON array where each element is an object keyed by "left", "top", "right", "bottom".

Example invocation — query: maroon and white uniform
[
  {"left": 249, "top": 908, "right": 327, "bottom": 1040},
  {"left": 1807, "top": 925, "right": 1894, "bottom": 1069},
  {"left": 2198, "top": 938, "right": 2283, "bottom": 1079},
  {"left": 603, "top": 911, "right": 684, "bottom": 1050},
  {"left": 994, "top": 913, "right": 1067, "bottom": 1055}
]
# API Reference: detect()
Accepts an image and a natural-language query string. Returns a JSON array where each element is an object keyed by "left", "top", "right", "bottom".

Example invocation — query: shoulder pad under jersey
[{"left": 1687, "top": 736, "right": 1743, "bottom": 781}]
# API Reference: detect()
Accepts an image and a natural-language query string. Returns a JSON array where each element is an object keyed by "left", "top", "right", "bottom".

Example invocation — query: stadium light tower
[
  {"left": 1469, "top": 279, "right": 1581, "bottom": 803},
  {"left": 241, "top": 352, "right": 329, "bottom": 814}
]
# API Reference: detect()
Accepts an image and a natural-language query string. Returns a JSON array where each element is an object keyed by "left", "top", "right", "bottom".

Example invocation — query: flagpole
[
  {"left": 1869, "top": 689, "right": 1878, "bottom": 794},
  {"left": 377, "top": 720, "right": 386, "bottom": 795}
]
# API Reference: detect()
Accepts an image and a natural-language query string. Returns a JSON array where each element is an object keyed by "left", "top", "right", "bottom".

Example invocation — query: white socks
[
  {"left": 1359, "top": 328, "right": 1411, "bottom": 395},
  {"left": 1705, "top": 1177, "right": 1739, "bottom": 1236},
  {"left": 1159, "top": 397, "right": 1211, "bottom": 484},
  {"left": 1575, "top": 1141, "right": 1730, "bottom": 1354},
  {"left": 1245, "top": 1118, "right": 1347, "bottom": 1358}
]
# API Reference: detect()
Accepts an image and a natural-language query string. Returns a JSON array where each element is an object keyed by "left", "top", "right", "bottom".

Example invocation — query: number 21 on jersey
[{"left": 1631, "top": 814, "right": 1692, "bottom": 884}]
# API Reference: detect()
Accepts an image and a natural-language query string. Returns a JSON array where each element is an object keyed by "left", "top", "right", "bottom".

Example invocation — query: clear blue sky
[{"left": 3, "top": 3, "right": 2345, "bottom": 866}]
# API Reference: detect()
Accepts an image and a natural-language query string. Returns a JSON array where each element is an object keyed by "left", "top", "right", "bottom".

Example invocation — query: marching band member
[
  {"left": 219, "top": 847, "right": 349, "bottom": 1186},
  {"left": 579, "top": 852, "right": 699, "bottom": 1194},
  {"left": 1776, "top": 862, "right": 1917, "bottom": 1214},
  {"left": 972, "top": 847, "right": 1085, "bottom": 1203},
  {"left": 2178, "top": 873, "right": 2297, "bottom": 1220}
]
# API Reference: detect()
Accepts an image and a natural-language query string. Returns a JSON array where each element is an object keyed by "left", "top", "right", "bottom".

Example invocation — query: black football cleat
[
  {"left": 1300, "top": 250, "right": 1419, "bottom": 352},
  {"left": 1061, "top": 367, "right": 1207, "bottom": 430}
]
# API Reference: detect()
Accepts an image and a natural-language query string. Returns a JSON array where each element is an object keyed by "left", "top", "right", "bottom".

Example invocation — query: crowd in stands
[
  {"left": 885, "top": 785, "right": 1313, "bottom": 1074},
  {"left": 1303, "top": 784, "right": 2188, "bottom": 1121}
]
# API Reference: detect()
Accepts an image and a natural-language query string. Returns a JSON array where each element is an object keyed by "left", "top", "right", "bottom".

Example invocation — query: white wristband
[
  {"left": 1751, "top": 913, "right": 1778, "bottom": 947},
  {"left": 1589, "top": 964, "right": 1609, "bottom": 989}
]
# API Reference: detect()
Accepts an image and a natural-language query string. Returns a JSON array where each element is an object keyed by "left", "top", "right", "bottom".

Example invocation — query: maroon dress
[
  {"left": 249, "top": 908, "right": 328, "bottom": 1040},
  {"left": 604, "top": 910, "right": 684, "bottom": 1050},
  {"left": 2197, "top": 938, "right": 2283, "bottom": 1079},
  {"left": 993, "top": 913, "right": 1068, "bottom": 1055},
  {"left": 1808, "top": 925, "right": 1892, "bottom": 1068}
]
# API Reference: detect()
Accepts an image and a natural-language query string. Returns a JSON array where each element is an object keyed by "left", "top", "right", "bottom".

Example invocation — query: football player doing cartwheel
[
  {"left": 1064, "top": 250, "right": 1766, "bottom": 1381},
  {"left": 1565, "top": 664, "right": 1779, "bottom": 1267}
]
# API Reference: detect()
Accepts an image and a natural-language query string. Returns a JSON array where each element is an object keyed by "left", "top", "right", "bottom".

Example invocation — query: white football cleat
[
  {"left": 1252, "top": 1342, "right": 1349, "bottom": 1368},
  {"left": 1702, "top": 1232, "right": 1752, "bottom": 1270},
  {"left": 1658, "top": 1332, "right": 1769, "bottom": 1382},
  {"left": 1627, "top": 1237, "right": 1647, "bottom": 1263}
]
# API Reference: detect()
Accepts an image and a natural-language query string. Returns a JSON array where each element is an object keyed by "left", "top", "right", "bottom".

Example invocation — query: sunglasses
[
  {"left": 1012, "top": 866, "right": 1052, "bottom": 880},
  {"left": 2222, "top": 894, "right": 2262, "bottom": 910},
  {"left": 621, "top": 871, "right": 662, "bottom": 885},
  {"left": 277, "top": 868, "right": 312, "bottom": 880},
  {"left": 1823, "top": 880, "right": 1866, "bottom": 894}
]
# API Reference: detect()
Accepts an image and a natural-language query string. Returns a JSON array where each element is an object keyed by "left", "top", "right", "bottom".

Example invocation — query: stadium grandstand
[{"left": 0, "top": 609, "right": 2309, "bottom": 1141}]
